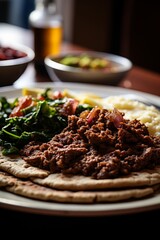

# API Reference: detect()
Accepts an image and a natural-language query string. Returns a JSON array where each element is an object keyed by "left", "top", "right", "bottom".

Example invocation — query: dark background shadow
[{"left": 0, "top": 0, "right": 160, "bottom": 73}]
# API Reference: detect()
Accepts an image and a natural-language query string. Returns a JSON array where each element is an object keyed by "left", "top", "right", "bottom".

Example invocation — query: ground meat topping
[{"left": 20, "top": 108, "right": 160, "bottom": 179}]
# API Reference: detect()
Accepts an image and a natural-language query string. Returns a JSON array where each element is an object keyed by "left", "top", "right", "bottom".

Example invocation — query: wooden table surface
[{"left": 0, "top": 23, "right": 160, "bottom": 234}]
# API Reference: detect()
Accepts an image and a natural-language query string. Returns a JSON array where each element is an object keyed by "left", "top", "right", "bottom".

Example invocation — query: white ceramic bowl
[
  {"left": 0, "top": 43, "right": 35, "bottom": 86},
  {"left": 44, "top": 51, "right": 132, "bottom": 85}
]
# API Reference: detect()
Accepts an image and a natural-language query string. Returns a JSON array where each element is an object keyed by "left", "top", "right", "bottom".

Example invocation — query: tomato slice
[{"left": 10, "top": 96, "right": 33, "bottom": 117}]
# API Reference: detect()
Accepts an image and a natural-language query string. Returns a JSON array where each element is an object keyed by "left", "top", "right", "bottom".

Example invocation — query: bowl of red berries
[{"left": 0, "top": 43, "right": 35, "bottom": 86}]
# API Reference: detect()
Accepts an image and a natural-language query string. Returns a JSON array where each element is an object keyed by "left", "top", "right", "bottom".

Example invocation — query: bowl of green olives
[{"left": 44, "top": 51, "right": 132, "bottom": 85}]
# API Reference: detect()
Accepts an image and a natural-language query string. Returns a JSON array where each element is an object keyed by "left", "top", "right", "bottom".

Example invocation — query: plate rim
[
  {"left": 0, "top": 82, "right": 159, "bottom": 103},
  {"left": 0, "top": 190, "right": 160, "bottom": 217}
]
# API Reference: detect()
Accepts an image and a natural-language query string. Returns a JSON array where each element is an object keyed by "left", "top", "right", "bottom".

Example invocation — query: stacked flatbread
[{"left": 0, "top": 152, "right": 160, "bottom": 203}]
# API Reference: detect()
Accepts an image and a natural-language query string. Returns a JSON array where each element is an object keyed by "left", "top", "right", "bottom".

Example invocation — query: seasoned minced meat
[{"left": 20, "top": 108, "right": 160, "bottom": 179}]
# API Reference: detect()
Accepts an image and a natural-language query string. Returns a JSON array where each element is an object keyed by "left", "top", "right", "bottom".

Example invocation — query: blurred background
[{"left": 0, "top": 0, "right": 160, "bottom": 73}]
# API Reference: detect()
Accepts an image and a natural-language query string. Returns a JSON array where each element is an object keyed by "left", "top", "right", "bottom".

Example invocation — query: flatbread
[
  {"left": 0, "top": 153, "right": 49, "bottom": 178},
  {"left": 1, "top": 171, "right": 158, "bottom": 203},
  {"left": 0, "top": 171, "right": 16, "bottom": 187},
  {"left": 0, "top": 152, "right": 160, "bottom": 203},
  {"left": 32, "top": 167, "right": 160, "bottom": 191}
]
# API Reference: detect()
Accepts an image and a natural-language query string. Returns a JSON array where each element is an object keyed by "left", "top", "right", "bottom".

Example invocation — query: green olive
[{"left": 58, "top": 54, "right": 111, "bottom": 70}]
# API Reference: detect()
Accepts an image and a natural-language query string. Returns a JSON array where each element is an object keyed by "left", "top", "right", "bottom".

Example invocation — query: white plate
[{"left": 0, "top": 82, "right": 160, "bottom": 216}]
